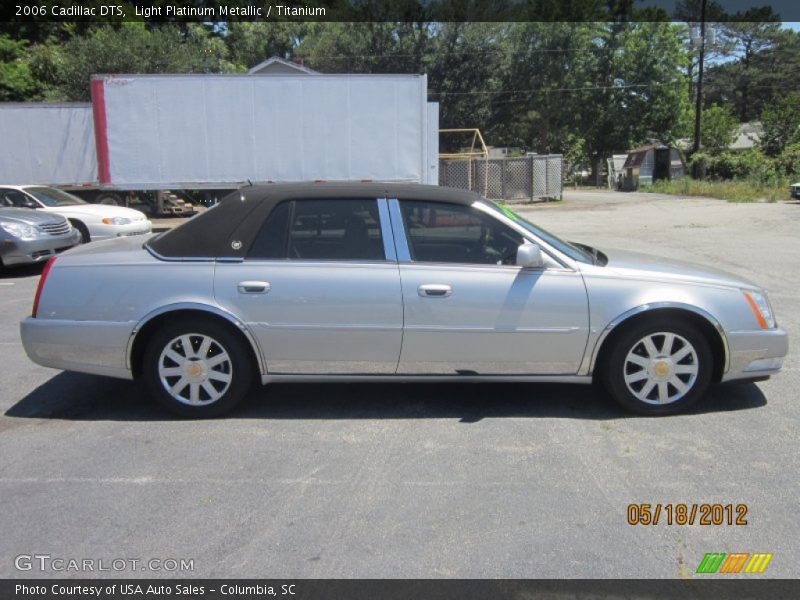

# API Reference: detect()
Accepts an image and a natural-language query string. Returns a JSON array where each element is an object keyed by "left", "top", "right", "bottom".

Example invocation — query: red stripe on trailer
[{"left": 90, "top": 79, "right": 111, "bottom": 184}]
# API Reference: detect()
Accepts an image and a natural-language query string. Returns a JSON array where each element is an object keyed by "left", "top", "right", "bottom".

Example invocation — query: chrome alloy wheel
[
  {"left": 623, "top": 332, "right": 699, "bottom": 405},
  {"left": 158, "top": 334, "right": 233, "bottom": 406}
]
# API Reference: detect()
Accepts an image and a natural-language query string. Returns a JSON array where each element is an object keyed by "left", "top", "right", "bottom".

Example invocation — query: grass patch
[{"left": 642, "top": 177, "right": 790, "bottom": 203}]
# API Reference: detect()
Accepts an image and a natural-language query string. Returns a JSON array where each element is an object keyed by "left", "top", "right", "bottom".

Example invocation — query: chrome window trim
[
  {"left": 221, "top": 258, "right": 400, "bottom": 268},
  {"left": 387, "top": 198, "right": 412, "bottom": 261},
  {"left": 394, "top": 261, "right": 577, "bottom": 275},
  {"left": 377, "top": 197, "right": 397, "bottom": 262},
  {"left": 145, "top": 244, "right": 216, "bottom": 262}
]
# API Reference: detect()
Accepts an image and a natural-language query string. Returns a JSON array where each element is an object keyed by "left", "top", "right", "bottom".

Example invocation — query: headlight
[
  {"left": 102, "top": 217, "right": 132, "bottom": 226},
  {"left": 743, "top": 290, "right": 776, "bottom": 329},
  {"left": 1, "top": 221, "right": 39, "bottom": 240}
]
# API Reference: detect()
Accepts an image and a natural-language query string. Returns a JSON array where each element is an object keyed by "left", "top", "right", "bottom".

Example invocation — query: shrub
[
  {"left": 760, "top": 92, "right": 800, "bottom": 157},
  {"left": 776, "top": 142, "right": 800, "bottom": 178},
  {"left": 689, "top": 149, "right": 778, "bottom": 182},
  {"left": 645, "top": 177, "right": 788, "bottom": 203}
]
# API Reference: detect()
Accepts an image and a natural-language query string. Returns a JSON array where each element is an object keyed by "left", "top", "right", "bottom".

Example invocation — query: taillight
[{"left": 32, "top": 256, "right": 57, "bottom": 318}]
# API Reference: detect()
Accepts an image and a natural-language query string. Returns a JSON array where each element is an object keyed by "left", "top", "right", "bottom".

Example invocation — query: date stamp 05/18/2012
[{"left": 627, "top": 503, "right": 749, "bottom": 526}]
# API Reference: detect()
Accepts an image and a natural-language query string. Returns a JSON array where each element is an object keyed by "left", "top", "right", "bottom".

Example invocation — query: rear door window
[{"left": 247, "top": 199, "right": 385, "bottom": 261}]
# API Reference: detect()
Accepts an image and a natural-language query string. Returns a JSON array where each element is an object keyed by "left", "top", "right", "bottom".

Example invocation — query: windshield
[
  {"left": 26, "top": 187, "right": 87, "bottom": 207},
  {"left": 482, "top": 201, "right": 594, "bottom": 264}
]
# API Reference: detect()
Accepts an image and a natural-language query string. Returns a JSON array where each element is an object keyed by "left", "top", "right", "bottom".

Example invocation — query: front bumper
[
  {"left": 89, "top": 220, "right": 152, "bottom": 242},
  {"left": 20, "top": 317, "right": 134, "bottom": 380},
  {"left": 1, "top": 230, "right": 81, "bottom": 266},
  {"left": 721, "top": 327, "right": 789, "bottom": 382}
]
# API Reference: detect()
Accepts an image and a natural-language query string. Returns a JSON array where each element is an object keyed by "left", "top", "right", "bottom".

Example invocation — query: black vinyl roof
[{"left": 146, "top": 182, "right": 482, "bottom": 260}]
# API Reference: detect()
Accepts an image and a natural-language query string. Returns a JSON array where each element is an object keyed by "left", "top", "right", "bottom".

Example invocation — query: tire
[
  {"left": 602, "top": 317, "right": 713, "bottom": 415},
  {"left": 142, "top": 319, "right": 254, "bottom": 418},
  {"left": 70, "top": 220, "right": 90, "bottom": 244}
]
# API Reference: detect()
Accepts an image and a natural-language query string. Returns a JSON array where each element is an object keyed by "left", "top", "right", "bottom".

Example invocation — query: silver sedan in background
[
  {"left": 0, "top": 207, "right": 80, "bottom": 268},
  {"left": 20, "top": 183, "right": 788, "bottom": 417}
]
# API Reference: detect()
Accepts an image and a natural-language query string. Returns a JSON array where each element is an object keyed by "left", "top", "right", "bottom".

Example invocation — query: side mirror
[
  {"left": 25, "top": 200, "right": 38, "bottom": 209},
  {"left": 516, "top": 242, "right": 544, "bottom": 269}
]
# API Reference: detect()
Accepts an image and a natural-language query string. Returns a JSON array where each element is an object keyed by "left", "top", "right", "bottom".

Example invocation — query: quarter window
[
  {"left": 400, "top": 200, "right": 523, "bottom": 265},
  {"left": 247, "top": 201, "right": 291, "bottom": 259},
  {"left": 247, "top": 199, "right": 385, "bottom": 261}
]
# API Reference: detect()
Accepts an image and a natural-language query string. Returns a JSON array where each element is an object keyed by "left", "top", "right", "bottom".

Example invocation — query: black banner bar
[
  {"left": 2, "top": 579, "right": 800, "bottom": 600},
  {"left": 3, "top": 0, "right": 800, "bottom": 23}
]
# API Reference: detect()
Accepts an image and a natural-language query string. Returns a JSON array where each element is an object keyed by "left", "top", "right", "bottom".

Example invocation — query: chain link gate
[{"left": 439, "top": 155, "right": 563, "bottom": 202}]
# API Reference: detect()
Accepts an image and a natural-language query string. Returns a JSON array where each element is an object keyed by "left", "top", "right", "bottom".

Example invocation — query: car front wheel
[
  {"left": 603, "top": 319, "right": 712, "bottom": 415},
  {"left": 142, "top": 320, "right": 254, "bottom": 417}
]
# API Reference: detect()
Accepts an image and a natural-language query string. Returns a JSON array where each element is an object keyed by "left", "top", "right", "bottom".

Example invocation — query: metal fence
[{"left": 439, "top": 154, "right": 563, "bottom": 202}]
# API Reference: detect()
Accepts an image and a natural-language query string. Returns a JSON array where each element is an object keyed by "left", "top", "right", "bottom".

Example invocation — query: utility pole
[{"left": 692, "top": 0, "right": 707, "bottom": 154}]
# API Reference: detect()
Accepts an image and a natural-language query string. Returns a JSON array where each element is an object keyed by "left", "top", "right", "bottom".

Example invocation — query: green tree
[
  {"left": 297, "top": 21, "right": 432, "bottom": 74},
  {"left": 715, "top": 19, "right": 782, "bottom": 122},
  {"left": 488, "top": 22, "right": 598, "bottom": 157},
  {"left": 583, "top": 22, "right": 691, "bottom": 179},
  {"left": 699, "top": 104, "right": 738, "bottom": 154},
  {"left": 760, "top": 92, "right": 800, "bottom": 156},
  {"left": 703, "top": 21, "right": 797, "bottom": 122},
  {"left": 224, "top": 22, "right": 305, "bottom": 70},
  {"left": 424, "top": 22, "right": 503, "bottom": 140},
  {"left": 34, "top": 23, "right": 236, "bottom": 101},
  {"left": 0, "top": 35, "right": 41, "bottom": 101}
]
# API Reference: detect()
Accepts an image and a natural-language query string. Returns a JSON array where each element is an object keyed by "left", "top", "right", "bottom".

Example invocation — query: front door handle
[
  {"left": 237, "top": 280, "right": 271, "bottom": 294},
  {"left": 418, "top": 284, "right": 452, "bottom": 298}
]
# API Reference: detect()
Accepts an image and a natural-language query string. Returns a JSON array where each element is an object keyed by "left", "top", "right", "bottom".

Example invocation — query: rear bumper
[
  {"left": 722, "top": 327, "right": 789, "bottom": 382},
  {"left": 20, "top": 317, "right": 134, "bottom": 380}
]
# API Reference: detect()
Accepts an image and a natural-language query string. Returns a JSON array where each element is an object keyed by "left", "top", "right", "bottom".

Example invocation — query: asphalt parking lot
[{"left": 0, "top": 190, "right": 797, "bottom": 579}]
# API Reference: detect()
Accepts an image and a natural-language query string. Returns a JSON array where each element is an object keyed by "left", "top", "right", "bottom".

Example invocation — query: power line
[
  {"left": 428, "top": 82, "right": 682, "bottom": 96},
  {"left": 291, "top": 40, "right": 686, "bottom": 61},
  {"left": 428, "top": 80, "right": 797, "bottom": 98}
]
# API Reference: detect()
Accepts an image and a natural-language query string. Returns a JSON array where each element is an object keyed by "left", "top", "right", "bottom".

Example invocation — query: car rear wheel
[
  {"left": 603, "top": 318, "right": 712, "bottom": 415},
  {"left": 142, "top": 320, "right": 254, "bottom": 417}
]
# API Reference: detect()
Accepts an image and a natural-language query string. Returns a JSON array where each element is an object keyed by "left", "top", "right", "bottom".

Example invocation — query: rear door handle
[
  {"left": 238, "top": 280, "right": 270, "bottom": 294},
  {"left": 418, "top": 284, "right": 452, "bottom": 298}
]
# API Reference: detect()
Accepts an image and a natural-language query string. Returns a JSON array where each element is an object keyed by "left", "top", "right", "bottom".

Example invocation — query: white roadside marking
[{"left": 0, "top": 282, "right": 15, "bottom": 286}]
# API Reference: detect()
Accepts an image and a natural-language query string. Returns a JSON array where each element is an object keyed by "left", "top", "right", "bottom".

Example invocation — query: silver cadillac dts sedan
[{"left": 20, "top": 183, "right": 787, "bottom": 417}]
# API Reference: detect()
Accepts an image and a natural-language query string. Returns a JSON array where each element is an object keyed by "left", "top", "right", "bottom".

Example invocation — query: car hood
[
  {"left": 591, "top": 247, "right": 760, "bottom": 290},
  {"left": 42, "top": 204, "right": 147, "bottom": 220},
  {"left": 0, "top": 207, "right": 66, "bottom": 226}
]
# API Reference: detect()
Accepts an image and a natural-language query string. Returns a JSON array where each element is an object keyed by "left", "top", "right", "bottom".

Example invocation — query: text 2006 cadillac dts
[{"left": 20, "top": 183, "right": 787, "bottom": 417}]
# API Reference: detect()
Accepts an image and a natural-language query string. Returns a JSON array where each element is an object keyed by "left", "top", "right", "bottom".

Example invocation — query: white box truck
[{"left": 0, "top": 73, "right": 439, "bottom": 215}]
